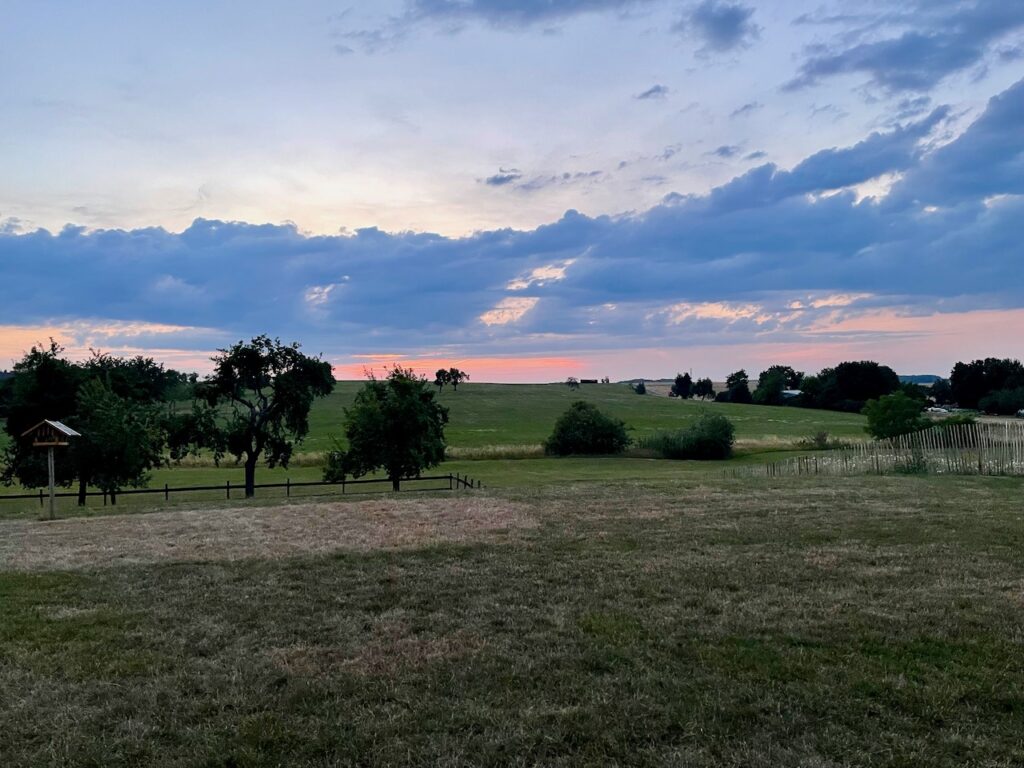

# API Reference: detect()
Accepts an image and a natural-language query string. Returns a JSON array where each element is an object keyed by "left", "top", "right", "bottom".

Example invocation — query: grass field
[
  {"left": 302, "top": 382, "right": 868, "bottom": 453},
  {"left": 3, "top": 474, "right": 1023, "bottom": 766}
]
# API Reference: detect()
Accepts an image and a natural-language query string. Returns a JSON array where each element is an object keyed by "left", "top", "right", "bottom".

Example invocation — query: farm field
[
  {"left": 2, "top": 474, "right": 1023, "bottom": 766},
  {"left": 302, "top": 382, "right": 869, "bottom": 452}
]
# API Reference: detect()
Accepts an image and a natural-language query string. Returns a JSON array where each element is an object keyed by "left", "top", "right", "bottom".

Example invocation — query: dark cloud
[
  {"left": 635, "top": 84, "right": 670, "bottom": 100},
  {"left": 744, "top": 150, "right": 766, "bottom": 161},
  {"left": 484, "top": 168, "right": 522, "bottom": 186},
  {"left": 676, "top": 0, "right": 760, "bottom": 53},
  {"left": 729, "top": 101, "right": 762, "bottom": 118},
  {"left": 785, "top": 0, "right": 1024, "bottom": 93},
  {"left": 711, "top": 145, "right": 741, "bottom": 158},
  {"left": 2, "top": 79, "right": 1021, "bottom": 357}
]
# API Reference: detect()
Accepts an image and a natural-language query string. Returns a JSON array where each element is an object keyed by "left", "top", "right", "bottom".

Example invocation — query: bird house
[{"left": 21, "top": 419, "right": 81, "bottom": 446}]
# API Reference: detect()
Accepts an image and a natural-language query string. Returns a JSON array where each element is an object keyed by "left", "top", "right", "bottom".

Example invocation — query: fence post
[
  {"left": 286, "top": 478, "right": 290, "bottom": 498},
  {"left": 165, "top": 483, "right": 169, "bottom": 501},
  {"left": 226, "top": 480, "right": 230, "bottom": 500},
  {"left": 39, "top": 488, "right": 44, "bottom": 508},
  {"left": 449, "top": 473, "right": 453, "bottom": 490}
]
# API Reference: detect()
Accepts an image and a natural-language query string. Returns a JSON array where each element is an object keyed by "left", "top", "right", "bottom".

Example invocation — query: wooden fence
[
  {"left": 0, "top": 472, "right": 482, "bottom": 507},
  {"left": 748, "top": 421, "right": 1024, "bottom": 479}
]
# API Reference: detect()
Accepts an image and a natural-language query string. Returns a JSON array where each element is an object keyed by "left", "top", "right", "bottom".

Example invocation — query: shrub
[
  {"left": 641, "top": 412, "right": 735, "bottom": 460},
  {"left": 795, "top": 431, "right": 849, "bottom": 450},
  {"left": 544, "top": 401, "right": 631, "bottom": 456},
  {"left": 863, "top": 391, "right": 929, "bottom": 440}
]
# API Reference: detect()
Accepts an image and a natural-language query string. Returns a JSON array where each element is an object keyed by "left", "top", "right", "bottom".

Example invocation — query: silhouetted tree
[
  {"left": 434, "top": 368, "right": 450, "bottom": 392},
  {"left": 448, "top": 368, "right": 469, "bottom": 391},
  {"left": 325, "top": 367, "right": 448, "bottom": 491},
  {"left": 566, "top": 376, "right": 580, "bottom": 390},
  {"left": 192, "top": 336, "right": 335, "bottom": 497},
  {"left": 671, "top": 372, "right": 693, "bottom": 399}
]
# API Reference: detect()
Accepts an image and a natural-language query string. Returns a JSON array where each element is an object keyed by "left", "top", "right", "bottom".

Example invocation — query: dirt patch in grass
[{"left": 0, "top": 496, "right": 537, "bottom": 572}]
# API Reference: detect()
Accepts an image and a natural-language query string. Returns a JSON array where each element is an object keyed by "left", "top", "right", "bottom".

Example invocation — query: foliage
[
  {"left": 640, "top": 412, "right": 735, "bottom": 460},
  {"left": 73, "top": 381, "right": 166, "bottom": 498},
  {"left": 0, "top": 341, "right": 190, "bottom": 504},
  {"left": 929, "top": 377, "right": 953, "bottom": 405},
  {"left": 448, "top": 368, "right": 469, "bottom": 391},
  {"left": 188, "top": 336, "right": 335, "bottom": 497},
  {"left": 670, "top": 372, "right": 693, "bottom": 399},
  {"left": 324, "top": 367, "right": 449, "bottom": 491},
  {"left": 863, "top": 392, "right": 929, "bottom": 440},
  {"left": 978, "top": 386, "right": 1024, "bottom": 416},
  {"left": 937, "top": 412, "right": 977, "bottom": 428},
  {"left": 566, "top": 376, "right": 580, "bottom": 390},
  {"left": 716, "top": 370, "right": 752, "bottom": 404},
  {"left": 693, "top": 377, "right": 715, "bottom": 400},
  {"left": 801, "top": 361, "right": 900, "bottom": 412},
  {"left": 633, "top": 380, "right": 646, "bottom": 395},
  {"left": 752, "top": 366, "right": 797, "bottom": 406},
  {"left": 544, "top": 401, "right": 631, "bottom": 456},
  {"left": 434, "top": 369, "right": 450, "bottom": 391},
  {"left": 950, "top": 358, "right": 1024, "bottom": 409}
]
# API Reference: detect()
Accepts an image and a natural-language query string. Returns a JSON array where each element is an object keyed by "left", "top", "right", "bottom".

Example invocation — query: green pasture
[{"left": 303, "top": 382, "right": 868, "bottom": 452}]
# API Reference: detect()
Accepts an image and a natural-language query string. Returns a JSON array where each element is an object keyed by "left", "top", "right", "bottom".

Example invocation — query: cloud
[
  {"left": 710, "top": 144, "right": 741, "bottom": 158},
  {"left": 676, "top": 0, "right": 760, "bottom": 53},
  {"left": 1, "top": 79, "right": 1022, "bottom": 370},
  {"left": 729, "top": 100, "right": 762, "bottom": 117},
  {"left": 406, "top": 0, "right": 654, "bottom": 28},
  {"left": 484, "top": 168, "right": 523, "bottom": 186},
  {"left": 785, "top": 0, "right": 1024, "bottom": 93},
  {"left": 635, "top": 84, "right": 670, "bottom": 100},
  {"left": 744, "top": 150, "right": 766, "bottom": 161}
]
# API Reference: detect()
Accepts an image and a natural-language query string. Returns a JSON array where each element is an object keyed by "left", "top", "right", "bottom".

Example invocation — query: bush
[
  {"left": 641, "top": 412, "right": 735, "bottom": 460},
  {"left": 863, "top": 391, "right": 929, "bottom": 440},
  {"left": 544, "top": 401, "right": 631, "bottom": 456},
  {"left": 978, "top": 387, "right": 1024, "bottom": 415},
  {"left": 795, "top": 431, "right": 848, "bottom": 450}
]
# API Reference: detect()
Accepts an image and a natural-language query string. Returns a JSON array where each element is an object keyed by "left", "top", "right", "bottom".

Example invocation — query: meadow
[
  {"left": 3, "top": 475, "right": 1023, "bottom": 766},
  {"left": 5, "top": 385, "right": 1023, "bottom": 765}
]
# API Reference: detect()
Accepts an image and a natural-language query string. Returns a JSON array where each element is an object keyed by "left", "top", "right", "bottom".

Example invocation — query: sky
[{"left": 1, "top": 0, "right": 1023, "bottom": 381}]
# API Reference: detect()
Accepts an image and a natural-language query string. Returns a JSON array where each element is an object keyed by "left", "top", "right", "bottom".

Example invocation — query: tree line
[{"left": 655, "top": 357, "right": 1024, "bottom": 416}]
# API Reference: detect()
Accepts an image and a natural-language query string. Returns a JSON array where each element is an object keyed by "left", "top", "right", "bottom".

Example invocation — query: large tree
[
  {"left": 194, "top": 336, "right": 335, "bottom": 497},
  {"left": 671, "top": 372, "right": 693, "bottom": 399},
  {"left": 950, "top": 358, "right": 1024, "bottom": 409},
  {"left": 1, "top": 342, "right": 183, "bottom": 505},
  {"left": 324, "top": 367, "right": 449, "bottom": 491}
]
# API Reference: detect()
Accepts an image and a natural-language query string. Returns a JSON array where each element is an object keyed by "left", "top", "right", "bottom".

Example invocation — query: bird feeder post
[{"left": 21, "top": 420, "right": 81, "bottom": 521}]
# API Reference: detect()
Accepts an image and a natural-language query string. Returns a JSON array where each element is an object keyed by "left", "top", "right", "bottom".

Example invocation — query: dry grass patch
[{"left": 0, "top": 496, "right": 537, "bottom": 571}]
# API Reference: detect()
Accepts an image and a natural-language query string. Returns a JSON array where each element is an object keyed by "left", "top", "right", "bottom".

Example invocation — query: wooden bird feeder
[{"left": 21, "top": 420, "right": 81, "bottom": 518}]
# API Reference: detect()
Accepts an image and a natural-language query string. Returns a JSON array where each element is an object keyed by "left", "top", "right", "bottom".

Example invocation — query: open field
[
  {"left": 3, "top": 474, "right": 1024, "bottom": 766},
  {"left": 303, "top": 382, "right": 868, "bottom": 452}
]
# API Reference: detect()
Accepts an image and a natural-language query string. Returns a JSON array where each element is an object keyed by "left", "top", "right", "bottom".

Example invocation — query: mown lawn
[{"left": 2, "top": 475, "right": 1023, "bottom": 766}]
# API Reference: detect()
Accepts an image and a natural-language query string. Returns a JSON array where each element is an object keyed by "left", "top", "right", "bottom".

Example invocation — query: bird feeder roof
[{"left": 21, "top": 420, "right": 81, "bottom": 446}]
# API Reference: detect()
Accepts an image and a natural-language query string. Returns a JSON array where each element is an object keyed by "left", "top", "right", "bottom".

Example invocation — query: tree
[
  {"left": 1, "top": 341, "right": 83, "bottom": 494},
  {"left": 194, "top": 336, "right": 335, "bottom": 498},
  {"left": 1, "top": 341, "right": 183, "bottom": 505},
  {"left": 950, "top": 358, "right": 1024, "bottom": 409},
  {"left": 716, "top": 370, "right": 751, "bottom": 404},
  {"left": 73, "top": 381, "right": 166, "bottom": 503},
  {"left": 566, "top": 376, "right": 580, "bottom": 390},
  {"left": 671, "top": 372, "right": 693, "bottom": 399},
  {"left": 693, "top": 378, "right": 715, "bottom": 400},
  {"left": 324, "top": 367, "right": 449, "bottom": 491},
  {"left": 753, "top": 368, "right": 788, "bottom": 406},
  {"left": 863, "top": 392, "right": 929, "bottom": 440},
  {"left": 802, "top": 361, "right": 900, "bottom": 412},
  {"left": 633, "top": 380, "right": 647, "bottom": 395},
  {"left": 447, "top": 368, "right": 469, "bottom": 391},
  {"left": 544, "top": 401, "right": 630, "bottom": 455},
  {"left": 930, "top": 378, "right": 953, "bottom": 405},
  {"left": 434, "top": 368, "right": 450, "bottom": 392}
]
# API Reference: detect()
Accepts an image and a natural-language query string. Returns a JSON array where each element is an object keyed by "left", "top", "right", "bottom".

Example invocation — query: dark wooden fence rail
[{"left": 0, "top": 473, "right": 482, "bottom": 507}]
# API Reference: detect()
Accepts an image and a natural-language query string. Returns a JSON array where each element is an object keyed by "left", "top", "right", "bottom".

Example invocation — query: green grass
[
  {"left": 2, "top": 475, "right": 1024, "bottom": 766},
  {"left": 302, "top": 381, "right": 867, "bottom": 452}
]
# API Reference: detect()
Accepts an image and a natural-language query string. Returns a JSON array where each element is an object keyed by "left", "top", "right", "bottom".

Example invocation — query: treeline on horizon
[{"left": 658, "top": 357, "right": 1024, "bottom": 417}]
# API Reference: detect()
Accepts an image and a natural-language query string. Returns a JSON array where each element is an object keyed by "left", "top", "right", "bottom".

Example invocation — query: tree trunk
[
  {"left": 244, "top": 455, "right": 258, "bottom": 498},
  {"left": 110, "top": 490, "right": 117, "bottom": 506},
  {"left": 77, "top": 478, "right": 87, "bottom": 507},
  {"left": 391, "top": 476, "right": 400, "bottom": 492}
]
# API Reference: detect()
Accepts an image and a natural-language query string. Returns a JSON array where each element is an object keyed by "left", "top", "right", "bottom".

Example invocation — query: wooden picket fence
[{"left": 748, "top": 421, "right": 1024, "bottom": 478}]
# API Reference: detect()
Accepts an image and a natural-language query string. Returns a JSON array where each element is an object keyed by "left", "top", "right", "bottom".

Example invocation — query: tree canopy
[
  {"left": 863, "top": 392, "right": 929, "bottom": 440},
  {"left": 324, "top": 367, "right": 449, "bottom": 491},
  {"left": 188, "top": 336, "right": 335, "bottom": 497}
]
